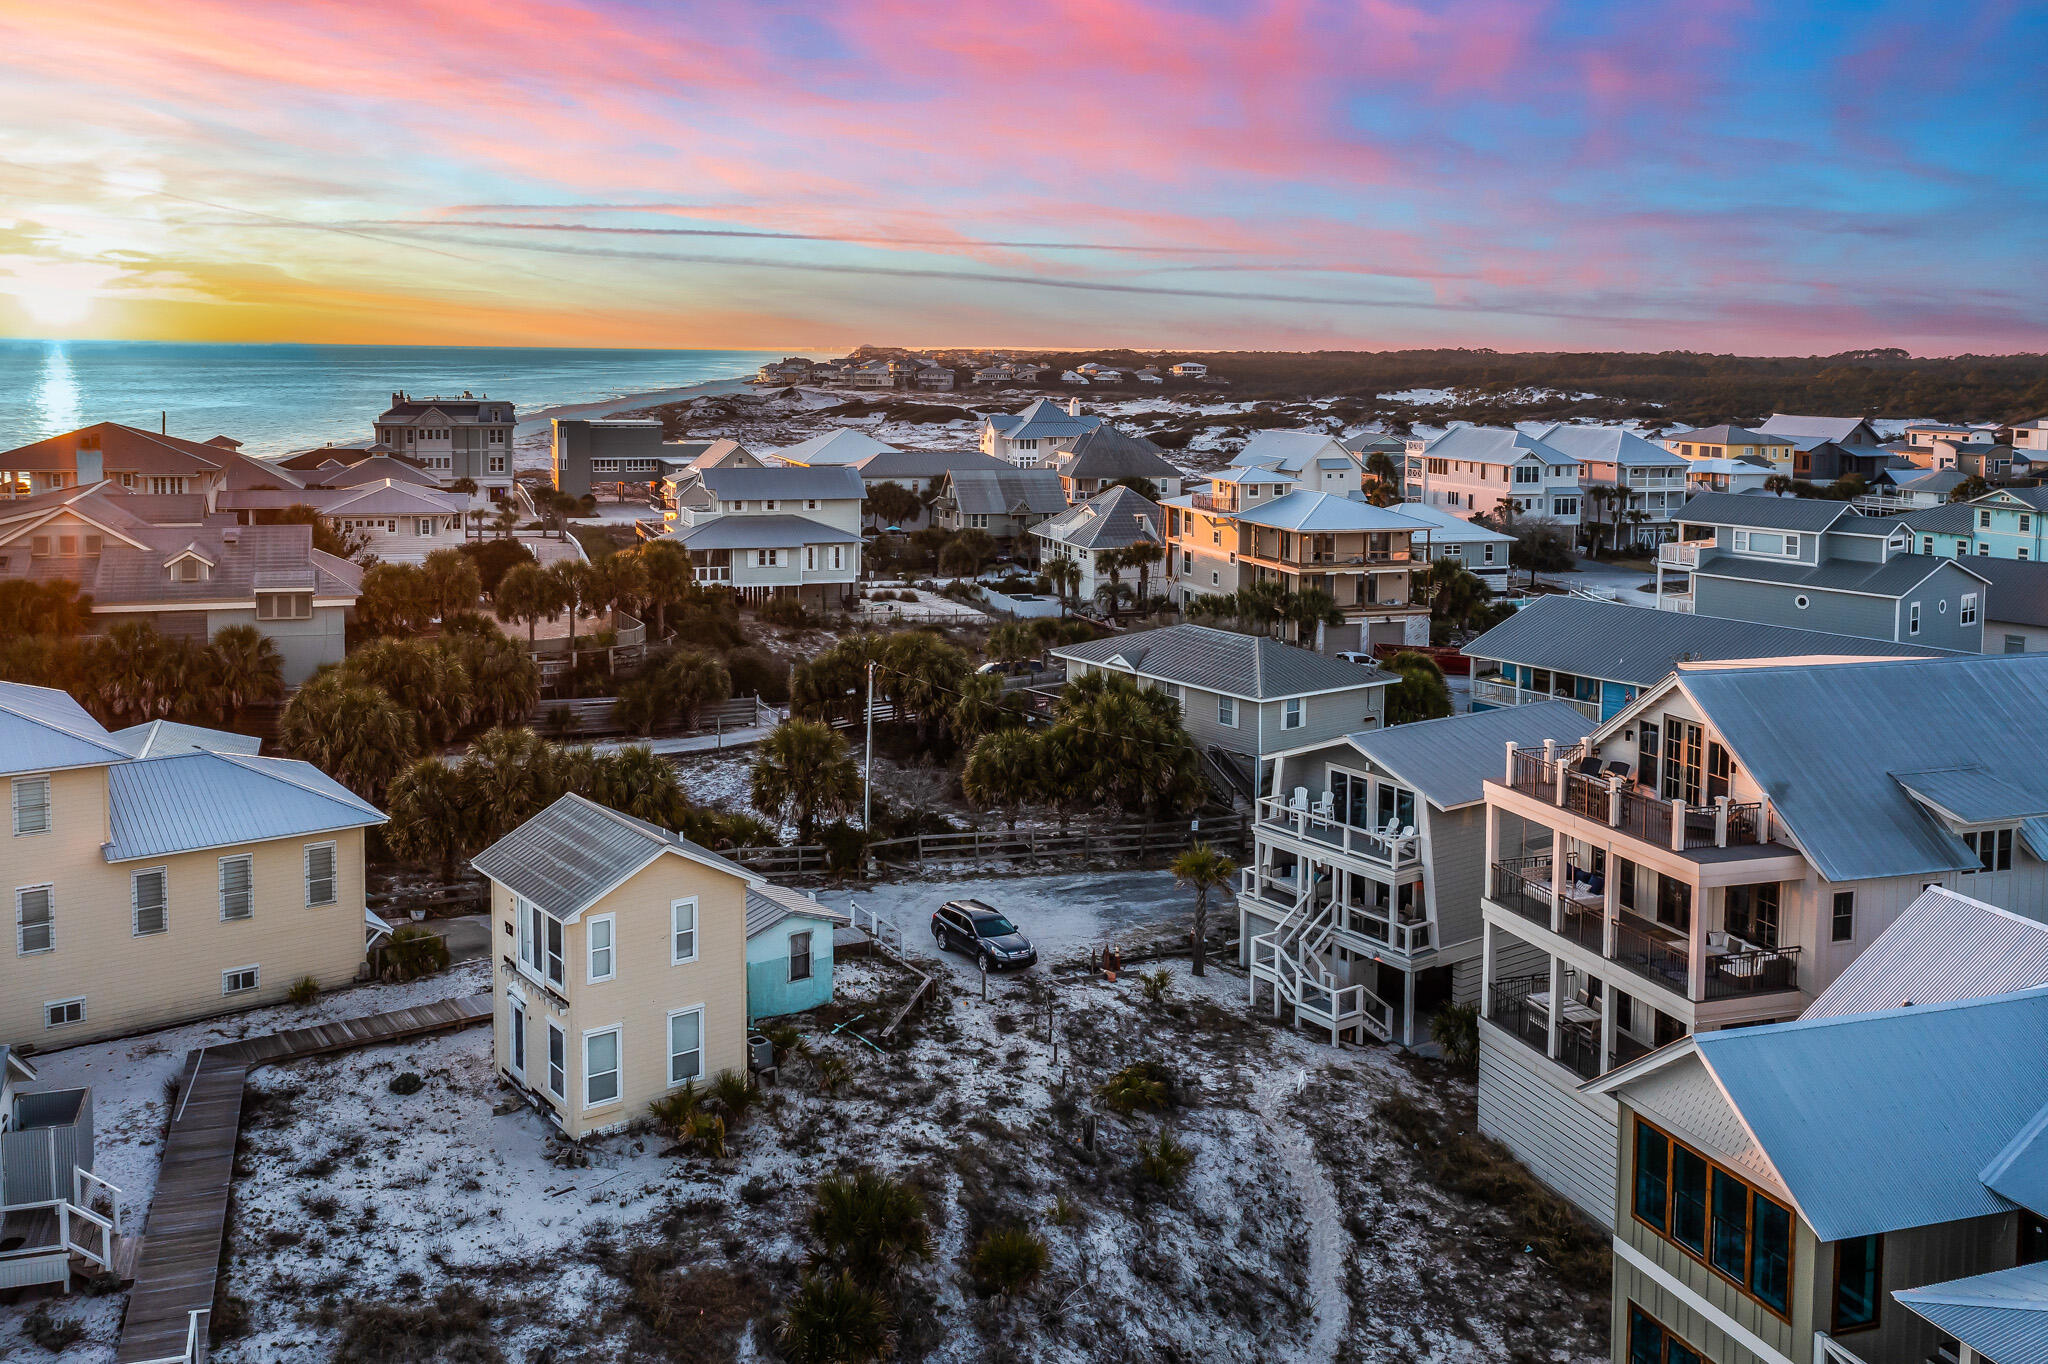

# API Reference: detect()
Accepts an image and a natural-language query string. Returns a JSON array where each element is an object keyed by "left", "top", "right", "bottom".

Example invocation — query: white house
[
  {"left": 1402, "top": 426, "right": 1583, "bottom": 526},
  {"left": 1032, "top": 485, "right": 1165, "bottom": 608},
  {"left": 1388, "top": 499, "right": 1514, "bottom": 591},
  {"left": 1232, "top": 431, "right": 1366, "bottom": 496},
  {"left": 1535, "top": 424, "right": 1688, "bottom": 548},
  {"left": 979, "top": 398, "right": 1103, "bottom": 468},
  {"left": 661, "top": 465, "right": 864, "bottom": 609},
  {"left": 1169, "top": 362, "right": 1209, "bottom": 379}
]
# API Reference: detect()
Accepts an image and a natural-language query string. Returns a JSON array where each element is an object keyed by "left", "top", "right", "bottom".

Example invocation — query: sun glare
[{"left": 6, "top": 260, "right": 106, "bottom": 328}]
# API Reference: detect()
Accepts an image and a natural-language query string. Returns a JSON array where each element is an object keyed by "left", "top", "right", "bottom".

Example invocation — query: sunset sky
[{"left": 0, "top": 0, "right": 2042, "bottom": 354}]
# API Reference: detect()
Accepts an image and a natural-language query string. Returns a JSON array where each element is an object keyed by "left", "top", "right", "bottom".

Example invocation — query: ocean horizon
[{"left": 0, "top": 340, "right": 795, "bottom": 456}]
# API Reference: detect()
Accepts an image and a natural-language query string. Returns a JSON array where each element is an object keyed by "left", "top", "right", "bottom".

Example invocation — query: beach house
[
  {"left": 1403, "top": 426, "right": 1584, "bottom": 527},
  {"left": 372, "top": 391, "right": 517, "bottom": 505}
]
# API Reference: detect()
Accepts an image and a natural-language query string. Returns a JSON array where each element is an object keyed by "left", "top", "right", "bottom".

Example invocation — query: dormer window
[{"left": 169, "top": 558, "right": 208, "bottom": 582}]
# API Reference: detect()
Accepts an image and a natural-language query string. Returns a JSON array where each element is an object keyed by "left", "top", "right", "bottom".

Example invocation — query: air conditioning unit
[{"left": 747, "top": 1034, "right": 775, "bottom": 1073}]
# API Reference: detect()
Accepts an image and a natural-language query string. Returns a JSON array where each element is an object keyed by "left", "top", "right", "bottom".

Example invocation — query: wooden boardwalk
[{"left": 113, "top": 993, "right": 491, "bottom": 1363}]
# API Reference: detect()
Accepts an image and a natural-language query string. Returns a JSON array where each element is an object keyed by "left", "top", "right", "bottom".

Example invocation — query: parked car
[
  {"left": 974, "top": 659, "right": 1047, "bottom": 678},
  {"left": 931, "top": 898, "right": 1037, "bottom": 971}
]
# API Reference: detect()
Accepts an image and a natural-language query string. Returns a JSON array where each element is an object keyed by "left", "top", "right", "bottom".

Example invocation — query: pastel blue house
[
  {"left": 745, "top": 884, "right": 851, "bottom": 1022},
  {"left": 1899, "top": 486, "right": 2048, "bottom": 561}
]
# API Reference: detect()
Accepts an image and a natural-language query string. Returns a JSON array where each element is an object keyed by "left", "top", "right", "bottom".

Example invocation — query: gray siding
[
  {"left": 1426, "top": 804, "right": 1487, "bottom": 953},
  {"left": 1693, "top": 577, "right": 1902, "bottom": 640},
  {"left": 206, "top": 605, "right": 349, "bottom": 686},
  {"left": 1250, "top": 687, "right": 1384, "bottom": 757},
  {"left": 1477, "top": 1016, "right": 1617, "bottom": 1227}
]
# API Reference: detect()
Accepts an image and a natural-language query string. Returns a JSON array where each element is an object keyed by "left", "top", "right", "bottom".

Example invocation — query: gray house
[
  {"left": 1049, "top": 624, "right": 1393, "bottom": 795},
  {"left": 1242, "top": 701, "right": 1593, "bottom": 1046},
  {"left": 931, "top": 467, "right": 1068, "bottom": 553},
  {"left": 1658, "top": 492, "right": 1990, "bottom": 651},
  {"left": 0, "top": 1046, "right": 114, "bottom": 1292}
]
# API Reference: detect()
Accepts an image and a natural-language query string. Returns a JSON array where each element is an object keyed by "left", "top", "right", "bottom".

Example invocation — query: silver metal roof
[
  {"left": 1805, "top": 888, "right": 2048, "bottom": 1020},
  {"left": 1692, "top": 988, "right": 2048, "bottom": 1241},
  {"left": 1464, "top": 595, "right": 1954, "bottom": 686},
  {"left": 472, "top": 793, "right": 752, "bottom": 921},
  {"left": 1033, "top": 485, "right": 1164, "bottom": 551},
  {"left": 674, "top": 513, "right": 862, "bottom": 550},
  {"left": 942, "top": 468, "right": 1068, "bottom": 517},
  {"left": 1530, "top": 424, "right": 1686, "bottom": 468},
  {"left": 0, "top": 681, "right": 143, "bottom": 776},
  {"left": 1231, "top": 430, "right": 1354, "bottom": 474},
  {"left": 1672, "top": 491, "right": 1853, "bottom": 532},
  {"left": 695, "top": 465, "right": 865, "bottom": 502},
  {"left": 1235, "top": 490, "right": 1432, "bottom": 534},
  {"left": 1677, "top": 653, "right": 2048, "bottom": 881},
  {"left": 1894, "top": 765, "right": 2048, "bottom": 824},
  {"left": 105, "top": 751, "right": 386, "bottom": 861},
  {"left": 746, "top": 882, "right": 851, "bottom": 937},
  {"left": 1339, "top": 699, "right": 1592, "bottom": 810},
  {"left": 1416, "top": 426, "right": 1579, "bottom": 467},
  {"left": 1959, "top": 556, "right": 2048, "bottom": 628},
  {"left": 1690, "top": 549, "right": 1986, "bottom": 598},
  {"left": 1895, "top": 1259, "right": 2048, "bottom": 1361},
  {"left": 1052, "top": 425, "right": 1178, "bottom": 481},
  {"left": 1052, "top": 624, "right": 1391, "bottom": 701},
  {"left": 110, "top": 720, "right": 263, "bottom": 760}
]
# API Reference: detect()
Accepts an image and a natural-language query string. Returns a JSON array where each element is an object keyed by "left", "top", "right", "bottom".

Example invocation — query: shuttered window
[
  {"left": 305, "top": 843, "right": 337, "bottom": 906},
  {"left": 133, "top": 868, "right": 169, "bottom": 935},
  {"left": 219, "top": 854, "right": 254, "bottom": 921},
  {"left": 12, "top": 775, "right": 50, "bottom": 835},
  {"left": 17, "top": 885, "right": 54, "bottom": 953}
]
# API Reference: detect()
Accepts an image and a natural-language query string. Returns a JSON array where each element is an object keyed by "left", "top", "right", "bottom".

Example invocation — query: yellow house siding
[
  {"left": 2, "top": 765, "right": 368, "bottom": 1047},
  {"left": 491, "top": 852, "right": 750, "bottom": 1141}
]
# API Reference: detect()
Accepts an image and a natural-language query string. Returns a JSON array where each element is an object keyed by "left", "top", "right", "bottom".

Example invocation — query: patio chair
[
  {"left": 1311, "top": 792, "right": 1336, "bottom": 825},
  {"left": 1289, "top": 787, "right": 1309, "bottom": 816},
  {"left": 1575, "top": 756, "right": 1604, "bottom": 777},
  {"left": 1603, "top": 761, "right": 1632, "bottom": 779}
]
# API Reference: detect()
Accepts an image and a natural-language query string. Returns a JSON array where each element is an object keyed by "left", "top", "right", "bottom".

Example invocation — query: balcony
[
  {"left": 1486, "top": 973, "right": 1605, "bottom": 1081},
  {"left": 1471, "top": 675, "right": 1602, "bottom": 721},
  {"left": 1339, "top": 903, "right": 1433, "bottom": 954},
  {"left": 1705, "top": 940, "right": 1803, "bottom": 997},
  {"left": 1657, "top": 592, "right": 1695, "bottom": 614},
  {"left": 1255, "top": 795, "right": 1421, "bottom": 867},
  {"left": 1504, "top": 746, "right": 1770, "bottom": 851},
  {"left": 1658, "top": 540, "right": 1710, "bottom": 569}
]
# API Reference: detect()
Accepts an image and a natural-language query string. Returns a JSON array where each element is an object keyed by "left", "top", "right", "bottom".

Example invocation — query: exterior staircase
[{"left": 1248, "top": 886, "right": 1393, "bottom": 1044}]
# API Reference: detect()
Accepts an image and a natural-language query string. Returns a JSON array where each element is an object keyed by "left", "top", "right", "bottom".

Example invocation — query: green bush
[
  {"left": 388, "top": 1072, "right": 424, "bottom": 1096},
  {"left": 1139, "top": 969, "right": 1173, "bottom": 1005},
  {"left": 23, "top": 1303, "right": 85, "bottom": 1351},
  {"left": 287, "top": 975, "right": 320, "bottom": 1008},
  {"left": 384, "top": 925, "right": 449, "bottom": 982},
  {"left": 1097, "top": 1060, "right": 1176, "bottom": 1115},
  {"left": 1134, "top": 1130, "right": 1193, "bottom": 1190},
  {"left": 1430, "top": 1003, "right": 1480, "bottom": 1073},
  {"left": 775, "top": 1273, "right": 895, "bottom": 1364},
  {"left": 966, "top": 1225, "right": 1050, "bottom": 1297},
  {"left": 758, "top": 596, "right": 814, "bottom": 628}
]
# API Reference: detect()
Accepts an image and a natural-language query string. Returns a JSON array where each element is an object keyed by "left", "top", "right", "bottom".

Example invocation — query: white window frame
[
  {"left": 1217, "top": 695, "right": 1237, "bottom": 728},
  {"left": 517, "top": 897, "right": 566, "bottom": 989},
  {"left": 507, "top": 996, "right": 527, "bottom": 1082},
  {"left": 587, "top": 912, "right": 617, "bottom": 984},
  {"left": 1962, "top": 593, "right": 1979, "bottom": 625},
  {"left": 132, "top": 866, "right": 169, "bottom": 936},
  {"left": 44, "top": 998, "right": 83, "bottom": 1029},
  {"left": 304, "top": 841, "right": 337, "bottom": 907},
  {"left": 16, "top": 884, "right": 54, "bottom": 954},
  {"left": 12, "top": 774, "right": 50, "bottom": 836},
  {"left": 788, "top": 930, "right": 814, "bottom": 983},
  {"left": 1909, "top": 602, "right": 1921, "bottom": 635},
  {"left": 1282, "top": 697, "right": 1305, "bottom": 730},
  {"left": 582, "top": 1024, "right": 622, "bottom": 1110},
  {"left": 218, "top": 853, "right": 254, "bottom": 921},
  {"left": 546, "top": 1020, "right": 567, "bottom": 1099},
  {"left": 671, "top": 897, "right": 699, "bottom": 964},
  {"left": 222, "top": 964, "right": 259, "bottom": 996},
  {"left": 667, "top": 1005, "right": 705, "bottom": 1086}
]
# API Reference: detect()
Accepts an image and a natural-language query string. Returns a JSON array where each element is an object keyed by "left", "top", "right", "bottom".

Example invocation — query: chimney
[
  {"left": 75, "top": 434, "right": 102, "bottom": 486},
  {"left": 221, "top": 526, "right": 240, "bottom": 544},
  {"left": 1066, "top": 397, "right": 1082, "bottom": 417}
]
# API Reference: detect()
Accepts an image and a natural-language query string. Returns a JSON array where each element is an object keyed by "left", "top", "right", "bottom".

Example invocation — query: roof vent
[{"left": 221, "top": 527, "right": 241, "bottom": 544}]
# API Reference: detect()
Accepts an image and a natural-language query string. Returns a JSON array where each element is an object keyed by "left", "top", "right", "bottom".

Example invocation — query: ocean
[{"left": 0, "top": 341, "right": 790, "bottom": 456}]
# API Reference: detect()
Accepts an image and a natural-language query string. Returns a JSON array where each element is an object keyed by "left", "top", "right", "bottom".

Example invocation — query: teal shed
[{"left": 745, "top": 883, "right": 851, "bottom": 1022}]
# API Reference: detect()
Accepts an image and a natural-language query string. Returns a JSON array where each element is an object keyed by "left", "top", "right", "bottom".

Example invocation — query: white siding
[{"left": 1477, "top": 1017, "right": 1618, "bottom": 1228}]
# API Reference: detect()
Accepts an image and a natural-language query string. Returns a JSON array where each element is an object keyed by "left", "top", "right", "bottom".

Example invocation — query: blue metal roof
[
  {"left": 1980, "top": 1100, "right": 2048, "bottom": 1221},
  {"left": 0, "top": 681, "right": 135, "bottom": 776},
  {"left": 1804, "top": 888, "right": 2048, "bottom": 1020},
  {"left": 105, "top": 751, "right": 385, "bottom": 861},
  {"left": 1678, "top": 654, "right": 2048, "bottom": 882},
  {"left": 1692, "top": 988, "right": 2048, "bottom": 1241},
  {"left": 1894, "top": 765, "right": 2048, "bottom": 824},
  {"left": 1895, "top": 1261, "right": 2048, "bottom": 1363}
]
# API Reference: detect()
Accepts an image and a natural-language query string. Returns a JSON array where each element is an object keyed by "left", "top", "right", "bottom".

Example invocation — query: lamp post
[{"left": 864, "top": 659, "right": 877, "bottom": 830}]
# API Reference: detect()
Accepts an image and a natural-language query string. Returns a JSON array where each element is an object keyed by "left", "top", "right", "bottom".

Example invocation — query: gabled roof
[
  {"left": 1210, "top": 465, "right": 1297, "bottom": 486},
  {"left": 1958, "top": 555, "right": 2048, "bottom": 628},
  {"left": 983, "top": 399, "right": 1102, "bottom": 442},
  {"left": 1670, "top": 424, "right": 1785, "bottom": 446},
  {"left": 1051, "top": 425, "right": 1179, "bottom": 482},
  {"left": 1805, "top": 888, "right": 2048, "bottom": 1020},
  {"left": 846, "top": 449, "right": 1009, "bottom": 481},
  {"left": 1033, "top": 485, "right": 1164, "bottom": 551},
  {"left": 1602, "top": 987, "right": 2048, "bottom": 1241},
  {"left": 1893, "top": 502, "right": 1976, "bottom": 535},
  {"left": 1532, "top": 424, "right": 1686, "bottom": 468},
  {"left": 1463, "top": 596, "right": 1953, "bottom": 686},
  {"left": 0, "top": 681, "right": 136, "bottom": 776},
  {"left": 472, "top": 793, "right": 754, "bottom": 921},
  {"left": 746, "top": 882, "right": 851, "bottom": 937},
  {"left": 1051, "top": 624, "right": 1392, "bottom": 701},
  {"left": 1689, "top": 549, "right": 1985, "bottom": 599},
  {"left": 1416, "top": 426, "right": 1579, "bottom": 468},
  {"left": 1386, "top": 500, "right": 1514, "bottom": 543},
  {"left": 1755, "top": 413, "right": 1875, "bottom": 443},
  {"left": 1894, "top": 764, "right": 2048, "bottom": 825},
  {"left": 1234, "top": 490, "right": 1431, "bottom": 534},
  {"left": 111, "top": 719, "right": 263, "bottom": 760},
  {"left": 772, "top": 429, "right": 899, "bottom": 466},
  {"left": 1895, "top": 1261, "right": 2048, "bottom": 1364},
  {"left": 318, "top": 480, "right": 467, "bottom": 517},
  {"left": 1334, "top": 700, "right": 1592, "bottom": 810},
  {"left": 694, "top": 465, "right": 865, "bottom": 503},
  {"left": 941, "top": 467, "right": 1067, "bottom": 517},
  {"left": 673, "top": 513, "right": 861, "bottom": 550},
  {"left": 89, "top": 523, "right": 361, "bottom": 607},
  {"left": 1671, "top": 491, "right": 1847, "bottom": 532},
  {"left": 310, "top": 456, "right": 443, "bottom": 490},
  {"left": 1232, "top": 430, "right": 1355, "bottom": 474},
  {"left": 0, "top": 422, "right": 225, "bottom": 477},
  {"left": 105, "top": 750, "right": 386, "bottom": 861},
  {"left": 1673, "top": 654, "right": 2048, "bottom": 881}
]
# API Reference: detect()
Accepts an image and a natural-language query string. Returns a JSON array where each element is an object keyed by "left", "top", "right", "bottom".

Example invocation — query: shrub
[
  {"left": 388, "top": 1072, "right": 425, "bottom": 1096},
  {"left": 1139, "top": 968, "right": 1173, "bottom": 1005},
  {"left": 23, "top": 1303, "right": 86, "bottom": 1351},
  {"left": 332, "top": 1284, "right": 503, "bottom": 1364},
  {"left": 1096, "top": 1060, "right": 1175, "bottom": 1115},
  {"left": 775, "top": 1273, "right": 895, "bottom": 1364},
  {"left": 384, "top": 925, "right": 450, "bottom": 981},
  {"left": 680, "top": 1108, "right": 728, "bottom": 1158},
  {"left": 287, "top": 975, "right": 320, "bottom": 1008},
  {"left": 758, "top": 596, "right": 814, "bottom": 628},
  {"left": 648, "top": 1083, "right": 700, "bottom": 1139},
  {"left": 709, "top": 1069, "right": 755, "bottom": 1123},
  {"left": 723, "top": 645, "right": 788, "bottom": 702},
  {"left": 809, "top": 1169, "right": 934, "bottom": 1285},
  {"left": 966, "top": 1225, "right": 1050, "bottom": 1297},
  {"left": 809, "top": 1051, "right": 851, "bottom": 1096},
  {"left": 1048, "top": 1194, "right": 1081, "bottom": 1228},
  {"left": 1134, "top": 1130, "right": 1193, "bottom": 1190},
  {"left": 1430, "top": 1003, "right": 1480, "bottom": 1073}
]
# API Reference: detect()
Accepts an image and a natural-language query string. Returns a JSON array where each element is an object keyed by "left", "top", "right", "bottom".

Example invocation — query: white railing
[
  {"left": 1470, "top": 677, "right": 1602, "bottom": 720},
  {"left": 1657, "top": 592, "right": 1695, "bottom": 614},
  {"left": 0, "top": 1196, "right": 113, "bottom": 1273},
  {"left": 1657, "top": 541, "right": 1706, "bottom": 569},
  {"left": 1247, "top": 882, "right": 1394, "bottom": 1042},
  {"left": 131, "top": 1309, "right": 211, "bottom": 1364},
  {"left": 845, "top": 899, "right": 903, "bottom": 958},
  {"left": 1814, "top": 1332, "right": 1874, "bottom": 1364},
  {"left": 1254, "top": 796, "right": 1419, "bottom": 866},
  {"left": 76, "top": 1166, "right": 124, "bottom": 1233}
]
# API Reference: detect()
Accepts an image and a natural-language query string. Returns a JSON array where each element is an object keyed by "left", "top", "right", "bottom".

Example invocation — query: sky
[{"left": 0, "top": 0, "right": 2043, "bottom": 355}]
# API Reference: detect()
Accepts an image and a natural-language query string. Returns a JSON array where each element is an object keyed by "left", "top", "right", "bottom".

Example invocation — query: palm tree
[
  {"left": 1097, "top": 547, "right": 1129, "bottom": 622},
  {"left": 878, "top": 631, "right": 969, "bottom": 744},
  {"left": 459, "top": 726, "right": 565, "bottom": 846},
  {"left": 592, "top": 551, "right": 650, "bottom": 632},
  {"left": 491, "top": 505, "right": 521, "bottom": 539},
  {"left": 1172, "top": 842, "right": 1240, "bottom": 976},
  {"left": 636, "top": 540, "right": 694, "bottom": 640},
  {"left": 1761, "top": 473, "right": 1795, "bottom": 498},
  {"left": 1491, "top": 495, "right": 1521, "bottom": 529},
  {"left": 1044, "top": 556, "right": 1082, "bottom": 617},
  {"left": 1236, "top": 579, "right": 1289, "bottom": 636},
  {"left": 549, "top": 560, "right": 596, "bottom": 659},
  {"left": 206, "top": 625, "right": 284, "bottom": 724},
  {"left": 340, "top": 636, "right": 474, "bottom": 747},
  {"left": 961, "top": 727, "right": 1039, "bottom": 828},
  {"left": 751, "top": 720, "right": 861, "bottom": 843},
  {"left": 86, "top": 621, "right": 172, "bottom": 725},
  {"left": 663, "top": 649, "right": 733, "bottom": 729},
  {"left": 776, "top": 1274, "right": 895, "bottom": 1364},
  {"left": 277, "top": 678, "right": 421, "bottom": 801},
  {"left": 1123, "top": 541, "right": 1165, "bottom": 618},
  {"left": 1284, "top": 587, "right": 1343, "bottom": 648},
  {"left": 420, "top": 547, "right": 482, "bottom": 620},
  {"left": 384, "top": 757, "right": 478, "bottom": 880},
  {"left": 1360, "top": 476, "right": 1402, "bottom": 507},
  {"left": 808, "top": 1169, "right": 934, "bottom": 1286},
  {"left": 948, "top": 672, "right": 1013, "bottom": 746},
  {"left": 493, "top": 562, "right": 558, "bottom": 646},
  {"left": 1420, "top": 558, "right": 1488, "bottom": 636},
  {"left": 443, "top": 629, "right": 541, "bottom": 730}
]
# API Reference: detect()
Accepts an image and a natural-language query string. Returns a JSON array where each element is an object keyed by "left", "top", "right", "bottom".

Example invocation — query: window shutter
[
  {"left": 305, "top": 844, "right": 337, "bottom": 906},
  {"left": 13, "top": 775, "right": 50, "bottom": 835},
  {"left": 17, "top": 885, "right": 53, "bottom": 953},
  {"left": 134, "top": 869, "right": 168, "bottom": 935},
  {"left": 220, "top": 855, "right": 254, "bottom": 920}
]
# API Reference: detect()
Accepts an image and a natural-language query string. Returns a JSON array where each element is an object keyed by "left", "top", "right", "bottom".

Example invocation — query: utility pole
[{"left": 863, "top": 658, "right": 876, "bottom": 830}]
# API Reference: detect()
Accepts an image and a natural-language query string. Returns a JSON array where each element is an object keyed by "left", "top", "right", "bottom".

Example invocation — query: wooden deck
[{"left": 114, "top": 992, "right": 491, "bottom": 1363}]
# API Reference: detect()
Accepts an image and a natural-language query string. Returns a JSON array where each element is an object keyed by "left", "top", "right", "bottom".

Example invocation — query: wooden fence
[
  {"left": 528, "top": 693, "right": 774, "bottom": 739},
  {"left": 725, "top": 813, "right": 1245, "bottom": 876}
]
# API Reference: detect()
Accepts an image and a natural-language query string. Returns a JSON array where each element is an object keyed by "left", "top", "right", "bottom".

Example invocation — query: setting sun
[{"left": 4, "top": 260, "right": 108, "bottom": 328}]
